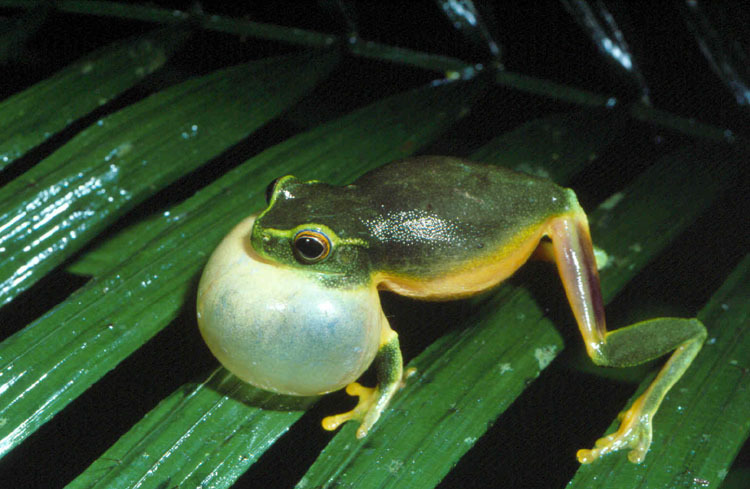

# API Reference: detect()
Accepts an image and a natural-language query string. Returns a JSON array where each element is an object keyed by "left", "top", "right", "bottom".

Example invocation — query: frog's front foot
[
  {"left": 321, "top": 382, "right": 378, "bottom": 438},
  {"left": 322, "top": 368, "right": 416, "bottom": 439},
  {"left": 577, "top": 396, "right": 652, "bottom": 464}
]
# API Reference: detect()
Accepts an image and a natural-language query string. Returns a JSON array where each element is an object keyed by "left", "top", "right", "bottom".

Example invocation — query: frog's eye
[
  {"left": 293, "top": 230, "right": 331, "bottom": 263},
  {"left": 265, "top": 177, "right": 281, "bottom": 204}
]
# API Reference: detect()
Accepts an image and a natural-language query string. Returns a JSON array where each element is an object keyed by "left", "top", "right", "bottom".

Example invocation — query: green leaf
[
  {"left": 436, "top": 0, "right": 500, "bottom": 59},
  {"left": 65, "top": 369, "right": 318, "bottom": 489},
  {"left": 469, "top": 109, "right": 623, "bottom": 182},
  {"left": 1, "top": 77, "right": 485, "bottom": 468},
  {"left": 295, "top": 146, "right": 737, "bottom": 488},
  {"left": 568, "top": 254, "right": 750, "bottom": 488},
  {"left": 719, "top": 467, "right": 750, "bottom": 489},
  {"left": 0, "top": 49, "right": 339, "bottom": 307},
  {"left": 0, "top": 27, "right": 188, "bottom": 170}
]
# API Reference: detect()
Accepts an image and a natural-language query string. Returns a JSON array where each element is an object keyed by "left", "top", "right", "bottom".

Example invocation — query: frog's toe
[
  {"left": 321, "top": 369, "right": 416, "bottom": 438},
  {"left": 321, "top": 382, "right": 378, "bottom": 436},
  {"left": 627, "top": 441, "right": 649, "bottom": 464},
  {"left": 577, "top": 400, "right": 653, "bottom": 464},
  {"left": 576, "top": 447, "right": 597, "bottom": 464},
  {"left": 321, "top": 411, "right": 354, "bottom": 432}
]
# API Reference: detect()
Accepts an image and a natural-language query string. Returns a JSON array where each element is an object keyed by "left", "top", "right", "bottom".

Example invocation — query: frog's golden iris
[{"left": 293, "top": 230, "right": 331, "bottom": 263}]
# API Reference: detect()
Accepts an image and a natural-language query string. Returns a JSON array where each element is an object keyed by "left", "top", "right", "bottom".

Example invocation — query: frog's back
[{"left": 353, "top": 156, "right": 577, "bottom": 298}]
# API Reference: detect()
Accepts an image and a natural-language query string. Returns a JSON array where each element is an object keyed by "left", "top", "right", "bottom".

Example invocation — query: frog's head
[{"left": 250, "top": 175, "right": 371, "bottom": 286}]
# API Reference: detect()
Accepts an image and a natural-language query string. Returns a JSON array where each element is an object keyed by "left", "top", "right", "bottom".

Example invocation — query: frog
[{"left": 198, "top": 155, "right": 706, "bottom": 464}]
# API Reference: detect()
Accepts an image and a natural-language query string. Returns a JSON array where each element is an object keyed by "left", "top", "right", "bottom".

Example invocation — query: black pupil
[
  {"left": 265, "top": 178, "right": 280, "bottom": 204},
  {"left": 296, "top": 236, "right": 325, "bottom": 259}
]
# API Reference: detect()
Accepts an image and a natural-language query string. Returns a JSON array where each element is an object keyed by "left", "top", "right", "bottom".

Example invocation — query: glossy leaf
[
  {"left": 469, "top": 109, "right": 622, "bottom": 182},
  {"left": 0, "top": 49, "right": 338, "bottom": 307},
  {"left": 4, "top": 77, "right": 485, "bottom": 471},
  {"left": 65, "top": 368, "right": 318, "bottom": 489},
  {"left": 560, "top": 0, "right": 649, "bottom": 101},
  {"left": 681, "top": 2, "right": 750, "bottom": 107},
  {"left": 436, "top": 0, "right": 500, "bottom": 59},
  {"left": 0, "top": 27, "right": 189, "bottom": 170}
]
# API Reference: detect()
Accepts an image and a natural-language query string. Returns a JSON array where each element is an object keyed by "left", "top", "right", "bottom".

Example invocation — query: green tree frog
[{"left": 197, "top": 156, "right": 706, "bottom": 464}]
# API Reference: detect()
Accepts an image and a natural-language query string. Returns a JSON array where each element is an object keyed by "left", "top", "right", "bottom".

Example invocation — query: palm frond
[{"left": 0, "top": 2, "right": 746, "bottom": 488}]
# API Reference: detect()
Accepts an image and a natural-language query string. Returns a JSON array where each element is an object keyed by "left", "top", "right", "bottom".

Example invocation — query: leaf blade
[
  {"left": 65, "top": 369, "right": 317, "bottom": 489},
  {"left": 0, "top": 49, "right": 339, "bottom": 307},
  {"left": 0, "top": 27, "right": 188, "bottom": 170}
]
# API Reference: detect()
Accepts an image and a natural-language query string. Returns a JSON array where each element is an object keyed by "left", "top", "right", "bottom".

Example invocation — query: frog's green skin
[
  {"left": 229, "top": 156, "right": 705, "bottom": 464},
  {"left": 252, "top": 157, "right": 574, "bottom": 296}
]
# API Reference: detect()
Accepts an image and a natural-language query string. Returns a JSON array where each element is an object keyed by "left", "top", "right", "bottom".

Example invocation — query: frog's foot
[
  {"left": 577, "top": 396, "right": 653, "bottom": 464},
  {"left": 321, "top": 382, "right": 378, "bottom": 438},
  {"left": 321, "top": 368, "right": 416, "bottom": 439}
]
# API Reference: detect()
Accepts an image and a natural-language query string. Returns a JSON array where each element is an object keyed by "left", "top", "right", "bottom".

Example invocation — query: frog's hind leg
[
  {"left": 545, "top": 209, "right": 706, "bottom": 464},
  {"left": 321, "top": 314, "right": 414, "bottom": 439}
]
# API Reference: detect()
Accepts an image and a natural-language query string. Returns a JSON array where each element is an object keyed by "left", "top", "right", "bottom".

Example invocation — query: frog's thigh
[
  {"left": 321, "top": 313, "right": 411, "bottom": 438},
  {"left": 545, "top": 211, "right": 608, "bottom": 358},
  {"left": 545, "top": 211, "right": 706, "bottom": 463}
]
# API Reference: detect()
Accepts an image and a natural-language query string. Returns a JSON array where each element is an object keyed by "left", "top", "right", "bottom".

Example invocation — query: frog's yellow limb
[
  {"left": 546, "top": 210, "right": 706, "bottom": 464},
  {"left": 321, "top": 319, "right": 415, "bottom": 438}
]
